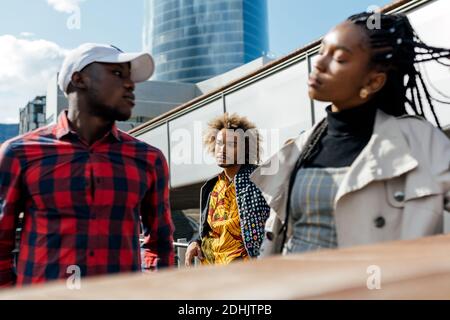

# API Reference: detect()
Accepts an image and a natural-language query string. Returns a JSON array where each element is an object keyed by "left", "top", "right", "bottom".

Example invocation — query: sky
[{"left": 0, "top": 0, "right": 391, "bottom": 123}]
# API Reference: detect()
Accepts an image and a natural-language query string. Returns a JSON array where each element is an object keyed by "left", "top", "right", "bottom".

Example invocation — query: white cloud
[
  {"left": 0, "top": 35, "right": 67, "bottom": 123},
  {"left": 47, "top": 0, "right": 83, "bottom": 13}
]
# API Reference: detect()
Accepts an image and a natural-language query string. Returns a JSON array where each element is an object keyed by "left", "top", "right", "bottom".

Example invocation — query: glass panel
[
  {"left": 169, "top": 100, "right": 224, "bottom": 188},
  {"left": 225, "top": 60, "right": 312, "bottom": 162},
  {"left": 136, "top": 124, "right": 170, "bottom": 164}
]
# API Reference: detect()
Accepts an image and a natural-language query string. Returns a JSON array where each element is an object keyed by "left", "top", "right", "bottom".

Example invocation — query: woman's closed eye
[{"left": 334, "top": 56, "right": 348, "bottom": 63}]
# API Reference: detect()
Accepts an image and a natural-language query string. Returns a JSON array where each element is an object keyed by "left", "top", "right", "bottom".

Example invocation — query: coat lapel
[{"left": 335, "top": 110, "right": 419, "bottom": 204}]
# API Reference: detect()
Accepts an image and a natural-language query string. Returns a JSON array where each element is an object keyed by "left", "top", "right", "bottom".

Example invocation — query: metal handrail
[{"left": 173, "top": 241, "right": 189, "bottom": 249}]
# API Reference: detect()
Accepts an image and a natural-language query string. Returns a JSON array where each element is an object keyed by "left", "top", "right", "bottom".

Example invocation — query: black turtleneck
[{"left": 304, "top": 101, "right": 378, "bottom": 168}]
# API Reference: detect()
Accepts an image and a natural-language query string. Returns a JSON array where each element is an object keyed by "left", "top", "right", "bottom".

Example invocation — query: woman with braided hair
[{"left": 251, "top": 12, "right": 450, "bottom": 256}]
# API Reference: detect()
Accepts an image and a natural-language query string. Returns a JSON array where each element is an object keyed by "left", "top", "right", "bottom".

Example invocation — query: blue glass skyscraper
[{"left": 143, "top": 0, "right": 269, "bottom": 83}]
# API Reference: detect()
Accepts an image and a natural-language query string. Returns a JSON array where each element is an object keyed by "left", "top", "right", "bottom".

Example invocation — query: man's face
[
  {"left": 79, "top": 62, "right": 136, "bottom": 122},
  {"left": 214, "top": 129, "right": 239, "bottom": 168}
]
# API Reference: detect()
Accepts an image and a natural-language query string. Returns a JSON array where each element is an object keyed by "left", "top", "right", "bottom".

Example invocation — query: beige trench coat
[{"left": 250, "top": 110, "right": 450, "bottom": 256}]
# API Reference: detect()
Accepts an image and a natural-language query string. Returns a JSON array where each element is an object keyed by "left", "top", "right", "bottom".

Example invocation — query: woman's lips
[{"left": 308, "top": 75, "right": 323, "bottom": 88}]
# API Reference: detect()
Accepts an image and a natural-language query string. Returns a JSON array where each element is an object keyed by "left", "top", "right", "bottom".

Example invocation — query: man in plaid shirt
[{"left": 0, "top": 43, "right": 174, "bottom": 288}]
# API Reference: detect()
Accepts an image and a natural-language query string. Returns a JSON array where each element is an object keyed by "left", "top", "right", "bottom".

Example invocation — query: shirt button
[
  {"left": 394, "top": 191, "right": 405, "bottom": 202},
  {"left": 374, "top": 216, "right": 386, "bottom": 228},
  {"left": 89, "top": 251, "right": 95, "bottom": 257}
]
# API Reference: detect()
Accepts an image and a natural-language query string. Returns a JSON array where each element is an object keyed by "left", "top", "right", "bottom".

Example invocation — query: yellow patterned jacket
[{"left": 195, "top": 165, "right": 270, "bottom": 263}]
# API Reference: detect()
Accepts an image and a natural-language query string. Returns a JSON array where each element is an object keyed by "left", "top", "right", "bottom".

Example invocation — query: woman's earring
[{"left": 360, "top": 88, "right": 369, "bottom": 99}]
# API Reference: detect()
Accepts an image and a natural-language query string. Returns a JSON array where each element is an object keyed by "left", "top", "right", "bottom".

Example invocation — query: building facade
[
  {"left": 143, "top": 0, "right": 269, "bottom": 83},
  {"left": 19, "top": 96, "right": 46, "bottom": 135}
]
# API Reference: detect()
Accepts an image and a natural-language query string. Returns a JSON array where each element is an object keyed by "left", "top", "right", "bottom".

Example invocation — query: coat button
[
  {"left": 374, "top": 216, "right": 386, "bottom": 228},
  {"left": 394, "top": 191, "right": 405, "bottom": 202}
]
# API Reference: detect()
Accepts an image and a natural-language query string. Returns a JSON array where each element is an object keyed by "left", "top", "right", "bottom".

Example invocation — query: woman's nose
[{"left": 313, "top": 55, "right": 327, "bottom": 73}]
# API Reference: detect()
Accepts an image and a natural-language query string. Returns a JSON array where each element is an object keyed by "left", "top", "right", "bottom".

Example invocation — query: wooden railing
[{"left": 1, "top": 234, "right": 450, "bottom": 299}]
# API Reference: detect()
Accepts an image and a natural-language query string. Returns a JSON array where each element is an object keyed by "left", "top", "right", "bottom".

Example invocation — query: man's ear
[
  {"left": 366, "top": 71, "right": 387, "bottom": 95},
  {"left": 70, "top": 72, "right": 88, "bottom": 91}
]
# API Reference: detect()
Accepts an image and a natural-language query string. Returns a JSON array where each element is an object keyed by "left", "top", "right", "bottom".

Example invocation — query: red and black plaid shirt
[{"left": 0, "top": 111, "right": 174, "bottom": 287}]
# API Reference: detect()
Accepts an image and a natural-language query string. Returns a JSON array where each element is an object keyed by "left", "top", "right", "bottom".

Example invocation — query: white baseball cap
[{"left": 58, "top": 43, "right": 155, "bottom": 95}]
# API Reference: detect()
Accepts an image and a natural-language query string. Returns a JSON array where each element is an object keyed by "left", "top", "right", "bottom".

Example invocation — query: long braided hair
[{"left": 349, "top": 12, "right": 450, "bottom": 127}]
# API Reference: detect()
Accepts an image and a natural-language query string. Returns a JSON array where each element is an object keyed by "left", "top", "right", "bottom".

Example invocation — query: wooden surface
[{"left": 1, "top": 234, "right": 450, "bottom": 300}]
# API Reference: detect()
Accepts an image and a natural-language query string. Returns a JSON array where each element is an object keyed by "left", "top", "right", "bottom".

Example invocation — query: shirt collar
[{"left": 54, "top": 110, "right": 121, "bottom": 142}]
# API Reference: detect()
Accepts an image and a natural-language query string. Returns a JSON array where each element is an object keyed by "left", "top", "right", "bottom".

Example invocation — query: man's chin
[
  {"left": 90, "top": 104, "right": 132, "bottom": 122},
  {"left": 115, "top": 114, "right": 131, "bottom": 122},
  {"left": 113, "top": 108, "right": 132, "bottom": 122},
  {"left": 217, "top": 163, "right": 235, "bottom": 168}
]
